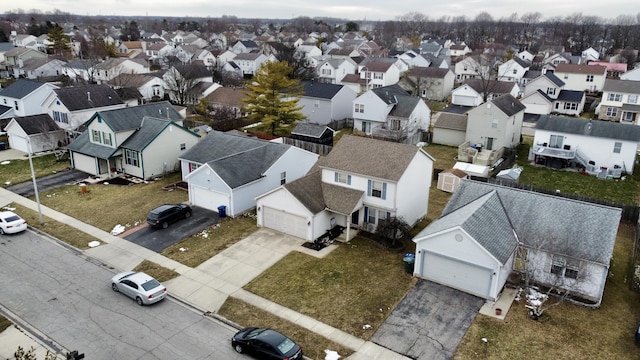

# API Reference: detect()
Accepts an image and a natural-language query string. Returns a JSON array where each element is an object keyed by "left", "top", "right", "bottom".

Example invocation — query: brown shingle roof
[
  {"left": 434, "top": 113, "right": 468, "bottom": 130},
  {"left": 555, "top": 63, "right": 606, "bottom": 75}
]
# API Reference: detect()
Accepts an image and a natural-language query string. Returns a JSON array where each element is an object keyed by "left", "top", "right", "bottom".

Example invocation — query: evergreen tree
[
  {"left": 243, "top": 61, "right": 305, "bottom": 135},
  {"left": 47, "top": 24, "right": 70, "bottom": 57}
]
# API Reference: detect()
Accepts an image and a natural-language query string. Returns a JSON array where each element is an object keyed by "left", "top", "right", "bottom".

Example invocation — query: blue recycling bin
[
  {"left": 217, "top": 205, "right": 227, "bottom": 218},
  {"left": 0, "top": 142, "right": 5, "bottom": 150}
]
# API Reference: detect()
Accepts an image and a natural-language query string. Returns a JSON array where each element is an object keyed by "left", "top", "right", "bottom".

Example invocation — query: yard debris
[
  {"left": 514, "top": 288, "right": 524, "bottom": 302},
  {"left": 481, "top": 338, "right": 488, "bottom": 343},
  {"left": 88, "top": 241, "right": 100, "bottom": 248},
  {"left": 4, "top": 181, "right": 10, "bottom": 185},
  {"left": 179, "top": 247, "right": 189, "bottom": 252},
  {"left": 1, "top": 161, "right": 10, "bottom": 165},
  {"left": 362, "top": 324, "right": 372, "bottom": 330},
  {"left": 324, "top": 349, "right": 341, "bottom": 360},
  {"left": 110, "top": 224, "right": 126, "bottom": 235}
]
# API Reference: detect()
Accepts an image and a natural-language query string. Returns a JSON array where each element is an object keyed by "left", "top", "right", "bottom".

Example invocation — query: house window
[
  {"left": 355, "top": 103, "right": 364, "bottom": 113},
  {"left": 374, "top": 72, "right": 383, "bottom": 80},
  {"left": 606, "top": 107, "right": 618, "bottom": 117},
  {"left": 92, "top": 130, "right": 101, "bottom": 143},
  {"left": 280, "top": 171, "right": 286, "bottom": 185},
  {"left": 14, "top": 100, "right": 19, "bottom": 111},
  {"left": 314, "top": 100, "right": 320, "bottom": 108},
  {"left": 586, "top": 75, "right": 594, "bottom": 82},
  {"left": 563, "top": 74, "right": 568, "bottom": 79},
  {"left": 189, "top": 162, "right": 200, "bottom": 172},
  {"left": 613, "top": 142, "right": 622, "bottom": 154},
  {"left": 180, "top": 143, "right": 186, "bottom": 150},
  {"left": 421, "top": 89, "right": 427, "bottom": 97},
  {"left": 549, "top": 134, "right": 563, "bottom": 149},
  {"left": 364, "top": 206, "right": 391, "bottom": 225},
  {"left": 607, "top": 93, "right": 622, "bottom": 101},
  {"left": 102, "top": 132, "right": 112, "bottom": 146},
  {"left": 512, "top": 69, "right": 517, "bottom": 74},
  {"left": 491, "top": 119, "right": 499, "bottom": 129},
  {"left": 361, "top": 121, "right": 371, "bottom": 133},
  {"left": 547, "top": 87, "right": 556, "bottom": 96},
  {"left": 564, "top": 103, "right": 578, "bottom": 110},
  {"left": 367, "top": 208, "right": 377, "bottom": 223},
  {"left": 335, "top": 172, "right": 351, "bottom": 185},
  {"left": 629, "top": 95, "right": 638, "bottom": 104},
  {"left": 550, "top": 255, "right": 580, "bottom": 279},
  {"left": 368, "top": 180, "right": 386, "bottom": 199},
  {"left": 389, "top": 119, "right": 401, "bottom": 130},
  {"left": 125, "top": 149, "right": 139, "bottom": 167},
  {"left": 321, "top": 68, "right": 331, "bottom": 75},
  {"left": 52, "top": 111, "right": 69, "bottom": 124}
]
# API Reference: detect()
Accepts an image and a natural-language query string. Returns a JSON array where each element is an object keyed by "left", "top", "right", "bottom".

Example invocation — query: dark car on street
[
  {"left": 146, "top": 204, "right": 192, "bottom": 229},
  {"left": 231, "top": 327, "right": 303, "bottom": 360}
]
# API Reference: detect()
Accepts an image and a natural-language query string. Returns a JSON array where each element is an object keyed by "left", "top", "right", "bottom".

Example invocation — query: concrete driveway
[
  {"left": 371, "top": 280, "right": 484, "bottom": 360},
  {"left": 124, "top": 206, "right": 220, "bottom": 252}
]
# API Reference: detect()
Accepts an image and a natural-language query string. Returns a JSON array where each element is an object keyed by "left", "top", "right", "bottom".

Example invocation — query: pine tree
[
  {"left": 243, "top": 61, "right": 305, "bottom": 135},
  {"left": 47, "top": 25, "right": 70, "bottom": 58}
]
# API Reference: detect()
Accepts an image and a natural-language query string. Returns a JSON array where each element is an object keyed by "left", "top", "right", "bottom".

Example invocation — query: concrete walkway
[{"left": 0, "top": 188, "right": 410, "bottom": 360}]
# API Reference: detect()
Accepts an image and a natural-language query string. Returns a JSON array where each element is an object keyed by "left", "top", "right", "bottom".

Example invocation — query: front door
[
  {"left": 351, "top": 210, "right": 359, "bottom": 227},
  {"left": 486, "top": 137, "right": 495, "bottom": 151}
]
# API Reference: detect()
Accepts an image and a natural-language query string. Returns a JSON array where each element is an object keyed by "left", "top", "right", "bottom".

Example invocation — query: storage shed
[{"left": 437, "top": 168, "right": 469, "bottom": 193}]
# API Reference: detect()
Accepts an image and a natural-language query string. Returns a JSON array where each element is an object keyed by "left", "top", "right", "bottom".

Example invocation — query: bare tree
[
  {"left": 396, "top": 12, "right": 429, "bottom": 36},
  {"left": 375, "top": 217, "right": 411, "bottom": 249}
]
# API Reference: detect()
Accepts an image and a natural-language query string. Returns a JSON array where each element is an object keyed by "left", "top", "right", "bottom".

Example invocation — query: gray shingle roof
[
  {"left": 371, "top": 84, "right": 410, "bottom": 105},
  {"left": 321, "top": 135, "right": 426, "bottom": 181},
  {"left": 491, "top": 94, "right": 526, "bottom": 116},
  {"left": 120, "top": 117, "right": 190, "bottom": 151},
  {"left": 291, "top": 122, "right": 332, "bottom": 138},
  {"left": 439, "top": 180, "right": 621, "bottom": 264},
  {"left": 54, "top": 84, "right": 123, "bottom": 111},
  {"left": 13, "top": 114, "right": 60, "bottom": 134},
  {"left": 388, "top": 96, "right": 420, "bottom": 118},
  {"left": 180, "top": 131, "right": 291, "bottom": 189},
  {"left": 0, "top": 79, "right": 49, "bottom": 99},
  {"left": 434, "top": 112, "right": 468, "bottom": 130},
  {"left": 556, "top": 90, "right": 584, "bottom": 102},
  {"left": 536, "top": 115, "right": 640, "bottom": 142},
  {"left": 67, "top": 131, "right": 117, "bottom": 159},
  {"left": 89, "top": 101, "right": 181, "bottom": 132},
  {"left": 544, "top": 72, "right": 565, "bottom": 87},
  {"left": 301, "top": 81, "right": 343, "bottom": 99},
  {"left": 603, "top": 79, "right": 640, "bottom": 93},
  {"left": 416, "top": 190, "right": 518, "bottom": 264},
  {"left": 283, "top": 170, "right": 364, "bottom": 215}
]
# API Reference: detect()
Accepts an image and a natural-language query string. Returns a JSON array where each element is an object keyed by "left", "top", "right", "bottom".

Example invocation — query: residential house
[
  {"left": 295, "top": 45, "right": 322, "bottom": 67},
  {"left": 553, "top": 63, "right": 607, "bottom": 93},
  {"left": 215, "top": 49, "right": 237, "bottom": 71},
  {"left": 12, "top": 57, "right": 66, "bottom": 79},
  {"left": 518, "top": 50, "right": 535, "bottom": 62},
  {"left": 324, "top": 48, "right": 360, "bottom": 59},
  {"left": 432, "top": 112, "right": 468, "bottom": 146},
  {"left": 497, "top": 57, "right": 531, "bottom": 83},
  {"left": 401, "top": 67, "right": 454, "bottom": 101},
  {"left": 353, "top": 84, "right": 430, "bottom": 145},
  {"left": 520, "top": 71, "right": 586, "bottom": 116},
  {"left": 231, "top": 40, "right": 260, "bottom": 54},
  {"left": 0, "top": 42, "right": 16, "bottom": 77},
  {"left": 531, "top": 115, "right": 640, "bottom": 175},
  {"left": 462, "top": 94, "right": 525, "bottom": 164},
  {"left": 145, "top": 42, "right": 174, "bottom": 66},
  {"left": 0, "top": 79, "right": 58, "bottom": 119},
  {"left": 204, "top": 87, "right": 246, "bottom": 119},
  {"left": 93, "top": 58, "right": 150, "bottom": 83},
  {"left": 3, "top": 47, "right": 47, "bottom": 74},
  {"left": 63, "top": 59, "right": 99, "bottom": 83},
  {"left": 581, "top": 47, "right": 600, "bottom": 62},
  {"left": 453, "top": 54, "right": 491, "bottom": 83},
  {"left": 255, "top": 135, "right": 434, "bottom": 242},
  {"left": 43, "top": 84, "right": 126, "bottom": 136},
  {"left": 412, "top": 179, "right": 621, "bottom": 305},
  {"left": 393, "top": 49, "right": 431, "bottom": 68},
  {"left": 451, "top": 79, "right": 519, "bottom": 107},
  {"left": 541, "top": 52, "right": 572, "bottom": 71},
  {"left": 357, "top": 61, "right": 401, "bottom": 91},
  {"left": 67, "top": 102, "right": 196, "bottom": 179},
  {"left": 299, "top": 81, "right": 356, "bottom": 125},
  {"left": 588, "top": 61, "right": 627, "bottom": 79},
  {"left": 449, "top": 43, "right": 472, "bottom": 57},
  {"left": 620, "top": 67, "right": 640, "bottom": 81},
  {"left": 597, "top": 79, "right": 640, "bottom": 123},
  {"left": 179, "top": 131, "right": 318, "bottom": 217},
  {"left": 108, "top": 73, "right": 166, "bottom": 102},
  {"left": 117, "top": 41, "right": 145, "bottom": 58},
  {"left": 4, "top": 114, "right": 66, "bottom": 153},
  {"left": 231, "top": 52, "right": 268, "bottom": 77},
  {"left": 163, "top": 63, "right": 215, "bottom": 104},
  {"left": 315, "top": 57, "right": 357, "bottom": 84}
]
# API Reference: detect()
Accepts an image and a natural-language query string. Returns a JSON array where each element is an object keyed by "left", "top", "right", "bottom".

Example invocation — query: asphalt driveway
[
  {"left": 125, "top": 206, "right": 220, "bottom": 252},
  {"left": 371, "top": 279, "right": 484, "bottom": 360},
  {"left": 6, "top": 169, "right": 88, "bottom": 197}
]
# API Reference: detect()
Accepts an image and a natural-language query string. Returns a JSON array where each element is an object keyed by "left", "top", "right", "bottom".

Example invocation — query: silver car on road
[{"left": 111, "top": 271, "right": 167, "bottom": 305}]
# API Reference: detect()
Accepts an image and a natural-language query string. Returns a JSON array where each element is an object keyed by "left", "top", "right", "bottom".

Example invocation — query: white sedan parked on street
[
  {"left": 0, "top": 211, "right": 28, "bottom": 234},
  {"left": 111, "top": 271, "right": 167, "bottom": 305}
]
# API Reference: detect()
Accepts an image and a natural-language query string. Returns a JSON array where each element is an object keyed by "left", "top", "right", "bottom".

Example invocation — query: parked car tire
[
  {"left": 111, "top": 283, "right": 119, "bottom": 292},
  {"left": 0, "top": 229, "right": 4, "bottom": 235},
  {"left": 234, "top": 344, "right": 243, "bottom": 353},
  {"left": 161, "top": 222, "right": 168, "bottom": 229},
  {"left": 185, "top": 211, "right": 191, "bottom": 218},
  {"left": 136, "top": 297, "right": 144, "bottom": 306}
]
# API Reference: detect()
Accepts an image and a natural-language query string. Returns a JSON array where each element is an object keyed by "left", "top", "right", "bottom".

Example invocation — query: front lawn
[{"left": 1, "top": 152, "right": 71, "bottom": 188}]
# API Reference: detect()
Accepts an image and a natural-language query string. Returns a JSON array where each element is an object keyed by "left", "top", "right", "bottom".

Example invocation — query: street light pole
[{"left": 25, "top": 136, "right": 44, "bottom": 224}]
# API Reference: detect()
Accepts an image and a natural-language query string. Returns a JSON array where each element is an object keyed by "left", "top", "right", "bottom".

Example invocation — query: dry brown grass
[
  {"left": 0, "top": 315, "right": 11, "bottom": 333},
  {"left": 454, "top": 222, "right": 640, "bottom": 360},
  {"left": 34, "top": 173, "right": 188, "bottom": 233},
  {"left": 218, "top": 297, "right": 354, "bottom": 360},
  {"left": 0, "top": 153, "right": 71, "bottom": 188},
  {"left": 161, "top": 214, "right": 258, "bottom": 267},
  {"left": 7, "top": 203, "right": 99, "bottom": 250},
  {"left": 133, "top": 260, "right": 180, "bottom": 282}
]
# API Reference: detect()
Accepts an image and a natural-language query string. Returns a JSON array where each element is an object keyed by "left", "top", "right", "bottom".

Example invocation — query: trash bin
[
  {"left": 635, "top": 322, "right": 640, "bottom": 347},
  {"left": 0, "top": 142, "right": 5, "bottom": 151},
  {"left": 217, "top": 205, "right": 226, "bottom": 218},
  {"left": 403, "top": 253, "right": 415, "bottom": 274}
]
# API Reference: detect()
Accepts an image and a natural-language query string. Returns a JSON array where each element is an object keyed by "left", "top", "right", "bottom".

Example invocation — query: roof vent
[{"left": 87, "top": 92, "right": 91, "bottom": 101}]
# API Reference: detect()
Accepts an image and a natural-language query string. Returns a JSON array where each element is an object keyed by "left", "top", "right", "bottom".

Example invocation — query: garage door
[
  {"left": 263, "top": 206, "right": 308, "bottom": 240},
  {"left": 72, "top": 153, "right": 97, "bottom": 175},
  {"left": 421, "top": 251, "right": 492, "bottom": 299},
  {"left": 190, "top": 185, "right": 228, "bottom": 213},
  {"left": 454, "top": 95, "right": 477, "bottom": 107}
]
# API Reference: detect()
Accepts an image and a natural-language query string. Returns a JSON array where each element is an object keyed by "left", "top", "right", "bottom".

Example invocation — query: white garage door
[
  {"left": 454, "top": 95, "right": 477, "bottom": 107},
  {"left": 8, "top": 135, "right": 28, "bottom": 153},
  {"left": 190, "top": 185, "right": 229, "bottom": 213},
  {"left": 73, "top": 153, "right": 97, "bottom": 175},
  {"left": 421, "top": 251, "right": 492, "bottom": 299},
  {"left": 263, "top": 206, "right": 308, "bottom": 240}
]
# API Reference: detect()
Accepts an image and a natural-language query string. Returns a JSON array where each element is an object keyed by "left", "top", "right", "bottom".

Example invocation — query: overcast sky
[{"left": 3, "top": 1, "right": 637, "bottom": 21}]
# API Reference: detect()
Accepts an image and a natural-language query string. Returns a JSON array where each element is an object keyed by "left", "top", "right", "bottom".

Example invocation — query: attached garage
[
  {"left": 262, "top": 206, "right": 308, "bottom": 239},
  {"left": 72, "top": 152, "right": 99, "bottom": 175},
  {"left": 453, "top": 95, "right": 477, "bottom": 107},
  {"left": 420, "top": 251, "right": 492, "bottom": 298},
  {"left": 189, "top": 184, "right": 229, "bottom": 213}
]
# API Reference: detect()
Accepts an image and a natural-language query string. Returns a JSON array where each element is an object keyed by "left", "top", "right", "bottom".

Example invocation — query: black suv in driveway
[{"left": 147, "top": 204, "right": 192, "bottom": 229}]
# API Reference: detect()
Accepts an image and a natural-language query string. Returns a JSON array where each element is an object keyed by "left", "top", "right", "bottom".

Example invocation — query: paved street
[{"left": 0, "top": 230, "right": 244, "bottom": 360}]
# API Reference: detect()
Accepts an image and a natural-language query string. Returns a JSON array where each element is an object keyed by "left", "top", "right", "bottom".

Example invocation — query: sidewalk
[{"left": 0, "top": 188, "right": 410, "bottom": 360}]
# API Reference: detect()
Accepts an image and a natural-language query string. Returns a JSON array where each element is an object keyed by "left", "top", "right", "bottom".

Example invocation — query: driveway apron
[{"left": 371, "top": 279, "right": 484, "bottom": 360}]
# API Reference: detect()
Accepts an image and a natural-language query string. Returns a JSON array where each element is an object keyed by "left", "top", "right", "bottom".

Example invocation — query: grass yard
[
  {"left": 34, "top": 172, "right": 188, "bottom": 233},
  {"left": 218, "top": 297, "right": 354, "bottom": 360},
  {"left": 161, "top": 214, "right": 258, "bottom": 268},
  {"left": 0, "top": 153, "right": 71, "bottom": 188},
  {"left": 133, "top": 260, "right": 180, "bottom": 282},
  {"left": 0, "top": 315, "right": 11, "bottom": 333},
  {"left": 453, "top": 222, "right": 640, "bottom": 359}
]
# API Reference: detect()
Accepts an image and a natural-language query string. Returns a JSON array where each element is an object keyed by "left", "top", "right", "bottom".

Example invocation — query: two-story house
[
  {"left": 315, "top": 57, "right": 357, "bottom": 84},
  {"left": 497, "top": 57, "right": 531, "bottom": 83},
  {"left": 108, "top": 73, "right": 166, "bottom": 102},
  {"left": 352, "top": 84, "right": 430, "bottom": 145},
  {"left": 230, "top": 52, "right": 268, "bottom": 77},
  {"left": 0, "top": 79, "right": 58, "bottom": 120},
  {"left": 597, "top": 79, "right": 640, "bottom": 123},
  {"left": 255, "top": 135, "right": 434, "bottom": 242},
  {"left": 357, "top": 61, "right": 401, "bottom": 91},
  {"left": 451, "top": 79, "right": 519, "bottom": 107},
  {"left": 299, "top": 81, "right": 357, "bottom": 125},
  {"left": 43, "top": 84, "right": 126, "bottom": 138},
  {"left": 530, "top": 115, "right": 640, "bottom": 176},
  {"left": 400, "top": 67, "right": 455, "bottom": 101},
  {"left": 553, "top": 63, "right": 607, "bottom": 93},
  {"left": 93, "top": 58, "right": 150, "bottom": 83},
  {"left": 453, "top": 54, "right": 491, "bottom": 83},
  {"left": 12, "top": 57, "right": 67, "bottom": 79},
  {"left": 67, "top": 102, "right": 198, "bottom": 180},
  {"left": 520, "top": 71, "right": 586, "bottom": 116}
]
